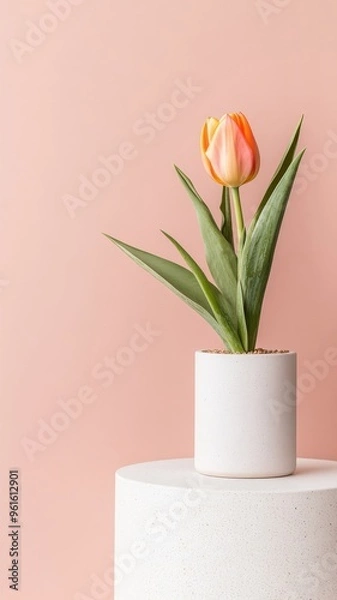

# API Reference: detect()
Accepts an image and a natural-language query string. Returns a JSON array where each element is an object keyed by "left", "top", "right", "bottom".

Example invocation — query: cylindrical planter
[{"left": 194, "top": 351, "right": 296, "bottom": 478}]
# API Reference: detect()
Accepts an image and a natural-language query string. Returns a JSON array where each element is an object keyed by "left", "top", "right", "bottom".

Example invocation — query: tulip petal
[
  {"left": 200, "top": 118, "right": 223, "bottom": 184},
  {"left": 205, "top": 117, "right": 219, "bottom": 145},
  {"left": 231, "top": 113, "right": 260, "bottom": 180},
  {"left": 206, "top": 115, "right": 255, "bottom": 187},
  {"left": 200, "top": 117, "right": 219, "bottom": 153},
  {"left": 230, "top": 113, "right": 258, "bottom": 152}
]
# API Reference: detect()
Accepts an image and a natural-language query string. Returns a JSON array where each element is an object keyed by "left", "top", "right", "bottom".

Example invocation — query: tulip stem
[{"left": 231, "top": 187, "right": 245, "bottom": 250}]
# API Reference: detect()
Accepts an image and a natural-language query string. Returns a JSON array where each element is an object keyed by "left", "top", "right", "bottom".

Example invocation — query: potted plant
[{"left": 105, "top": 112, "right": 304, "bottom": 478}]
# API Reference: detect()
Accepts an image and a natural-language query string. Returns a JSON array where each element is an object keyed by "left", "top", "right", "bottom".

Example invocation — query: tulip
[{"left": 200, "top": 112, "right": 260, "bottom": 188}]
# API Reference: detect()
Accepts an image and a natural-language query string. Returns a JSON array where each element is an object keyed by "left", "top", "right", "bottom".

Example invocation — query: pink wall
[{"left": 1, "top": 0, "right": 337, "bottom": 598}]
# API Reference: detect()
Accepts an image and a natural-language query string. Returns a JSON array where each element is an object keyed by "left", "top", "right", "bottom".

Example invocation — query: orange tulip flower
[{"left": 200, "top": 112, "right": 260, "bottom": 188}]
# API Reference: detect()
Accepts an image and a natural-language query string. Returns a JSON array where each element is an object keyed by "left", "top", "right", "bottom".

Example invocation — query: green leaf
[
  {"left": 240, "top": 149, "right": 305, "bottom": 350},
  {"left": 103, "top": 234, "right": 232, "bottom": 343},
  {"left": 162, "top": 231, "right": 244, "bottom": 352},
  {"left": 237, "top": 282, "right": 248, "bottom": 352},
  {"left": 220, "top": 186, "right": 234, "bottom": 250},
  {"left": 251, "top": 116, "right": 304, "bottom": 230},
  {"left": 174, "top": 166, "right": 237, "bottom": 324}
]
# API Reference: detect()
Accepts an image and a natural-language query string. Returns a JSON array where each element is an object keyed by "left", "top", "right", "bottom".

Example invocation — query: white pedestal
[{"left": 114, "top": 458, "right": 337, "bottom": 600}]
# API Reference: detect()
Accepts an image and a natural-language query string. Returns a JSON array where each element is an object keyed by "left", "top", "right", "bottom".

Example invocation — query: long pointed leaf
[
  {"left": 104, "top": 234, "right": 228, "bottom": 341},
  {"left": 237, "top": 282, "right": 248, "bottom": 352},
  {"left": 251, "top": 116, "right": 304, "bottom": 229},
  {"left": 240, "top": 150, "right": 305, "bottom": 350},
  {"left": 220, "top": 186, "right": 234, "bottom": 250},
  {"left": 162, "top": 231, "right": 244, "bottom": 352},
  {"left": 174, "top": 166, "right": 237, "bottom": 323}
]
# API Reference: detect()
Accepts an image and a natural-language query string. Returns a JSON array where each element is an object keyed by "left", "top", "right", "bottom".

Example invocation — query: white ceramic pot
[{"left": 194, "top": 350, "right": 296, "bottom": 478}]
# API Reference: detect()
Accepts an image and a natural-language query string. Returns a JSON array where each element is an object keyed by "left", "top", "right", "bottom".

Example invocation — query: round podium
[{"left": 114, "top": 458, "right": 337, "bottom": 599}]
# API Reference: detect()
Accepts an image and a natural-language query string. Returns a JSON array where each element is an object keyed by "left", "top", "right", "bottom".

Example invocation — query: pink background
[{"left": 1, "top": 0, "right": 337, "bottom": 598}]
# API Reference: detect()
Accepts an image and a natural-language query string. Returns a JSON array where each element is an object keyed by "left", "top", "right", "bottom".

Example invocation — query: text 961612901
[{"left": 8, "top": 470, "right": 20, "bottom": 591}]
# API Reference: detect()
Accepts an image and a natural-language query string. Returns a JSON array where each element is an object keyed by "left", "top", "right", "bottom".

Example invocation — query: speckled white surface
[{"left": 115, "top": 459, "right": 337, "bottom": 600}]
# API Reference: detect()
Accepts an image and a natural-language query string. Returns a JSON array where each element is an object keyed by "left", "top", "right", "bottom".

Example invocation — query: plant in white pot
[{"left": 105, "top": 112, "right": 304, "bottom": 478}]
